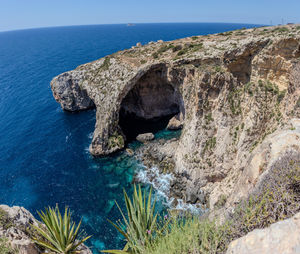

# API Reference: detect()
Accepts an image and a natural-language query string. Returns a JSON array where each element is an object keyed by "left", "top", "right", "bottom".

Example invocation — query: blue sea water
[{"left": 0, "top": 23, "right": 260, "bottom": 251}]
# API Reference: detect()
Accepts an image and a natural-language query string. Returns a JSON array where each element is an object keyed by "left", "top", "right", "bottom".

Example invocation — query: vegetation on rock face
[
  {"left": 0, "top": 209, "right": 13, "bottom": 230},
  {"left": 145, "top": 216, "right": 228, "bottom": 254},
  {"left": 101, "top": 57, "right": 111, "bottom": 71},
  {"left": 0, "top": 238, "right": 17, "bottom": 254},
  {"left": 108, "top": 132, "right": 125, "bottom": 150},
  {"left": 33, "top": 205, "right": 91, "bottom": 254}
]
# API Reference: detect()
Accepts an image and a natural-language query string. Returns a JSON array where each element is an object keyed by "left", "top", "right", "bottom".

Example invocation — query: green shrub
[
  {"left": 0, "top": 209, "right": 14, "bottom": 230},
  {"left": 32, "top": 205, "right": 91, "bottom": 254},
  {"left": 146, "top": 216, "right": 229, "bottom": 254},
  {"left": 227, "top": 88, "right": 241, "bottom": 115},
  {"left": 152, "top": 52, "right": 159, "bottom": 59},
  {"left": 274, "top": 27, "right": 289, "bottom": 33},
  {"left": 176, "top": 43, "right": 203, "bottom": 56},
  {"left": 101, "top": 57, "right": 111, "bottom": 71},
  {"left": 0, "top": 238, "right": 17, "bottom": 254},
  {"left": 103, "top": 185, "right": 166, "bottom": 254},
  {"left": 152, "top": 44, "right": 175, "bottom": 59},
  {"left": 277, "top": 90, "right": 286, "bottom": 103},
  {"left": 203, "top": 137, "right": 216, "bottom": 155},
  {"left": 172, "top": 45, "right": 182, "bottom": 52},
  {"left": 214, "top": 66, "right": 222, "bottom": 73}
]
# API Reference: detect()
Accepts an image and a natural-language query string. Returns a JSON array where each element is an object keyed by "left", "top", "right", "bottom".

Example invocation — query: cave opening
[{"left": 119, "top": 68, "right": 184, "bottom": 142}]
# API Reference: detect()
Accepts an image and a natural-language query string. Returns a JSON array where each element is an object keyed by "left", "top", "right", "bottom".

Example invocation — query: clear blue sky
[{"left": 1, "top": 0, "right": 300, "bottom": 32}]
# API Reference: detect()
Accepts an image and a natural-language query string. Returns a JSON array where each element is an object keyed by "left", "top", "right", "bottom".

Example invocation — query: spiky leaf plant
[
  {"left": 103, "top": 185, "right": 166, "bottom": 254},
  {"left": 32, "top": 205, "right": 91, "bottom": 254}
]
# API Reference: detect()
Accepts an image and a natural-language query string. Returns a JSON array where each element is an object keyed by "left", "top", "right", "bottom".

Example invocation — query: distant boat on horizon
[{"left": 127, "top": 23, "right": 136, "bottom": 26}]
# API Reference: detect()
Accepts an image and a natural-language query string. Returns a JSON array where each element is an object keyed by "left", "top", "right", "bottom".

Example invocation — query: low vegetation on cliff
[{"left": 0, "top": 238, "right": 16, "bottom": 254}]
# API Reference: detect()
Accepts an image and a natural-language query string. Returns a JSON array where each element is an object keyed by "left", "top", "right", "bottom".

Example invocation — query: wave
[{"left": 135, "top": 165, "right": 204, "bottom": 214}]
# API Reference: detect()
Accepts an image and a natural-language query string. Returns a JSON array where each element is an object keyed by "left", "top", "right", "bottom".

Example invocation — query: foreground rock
[
  {"left": 51, "top": 24, "right": 300, "bottom": 208},
  {"left": 136, "top": 133, "right": 155, "bottom": 143},
  {"left": 0, "top": 205, "right": 40, "bottom": 254},
  {"left": 0, "top": 205, "right": 92, "bottom": 254},
  {"left": 226, "top": 212, "right": 300, "bottom": 254}
]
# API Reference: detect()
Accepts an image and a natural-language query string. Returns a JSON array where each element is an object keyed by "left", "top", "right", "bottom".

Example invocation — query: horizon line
[{"left": 0, "top": 21, "right": 267, "bottom": 34}]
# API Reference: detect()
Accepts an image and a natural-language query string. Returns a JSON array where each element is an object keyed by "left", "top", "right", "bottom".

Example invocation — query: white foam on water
[
  {"left": 84, "top": 146, "right": 90, "bottom": 154},
  {"left": 88, "top": 132, "right": 93, "bottom": 139},
  {"left": 65, "top": 132, "right": 72, "bottom": 142},
  {"left": 136, "top": 165, "right": 203, "bottom": 214}
]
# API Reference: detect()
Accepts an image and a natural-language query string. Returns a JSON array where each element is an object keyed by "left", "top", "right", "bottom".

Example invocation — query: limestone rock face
[
  {"left": 0, "top": 205, "right": 40, "bottom": 254},
  {"left": 136, "top": 133, "right": 155, "bottom": 143},
  {"left": 226, "top": 212, "right": 300, "bottom": 254},
  {"left": 0, "top": 205, "right": 92, "bottom": 254},
  {"left": 51, "top": 71, "right": 95, "bottom": 111},
  {"left": 50, "top": 24, "right": 300, "bottom": 207}
]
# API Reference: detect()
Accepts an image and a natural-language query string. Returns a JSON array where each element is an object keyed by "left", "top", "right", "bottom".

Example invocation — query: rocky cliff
[
  {"left": 0, "top": 205, "right": 92, "bottom": 254},
  {"left": 226, "top": 212, "right": 300, "bottom": 254},
  {"left": 51, "top": 24, "right": 300, "bottom": 209}
]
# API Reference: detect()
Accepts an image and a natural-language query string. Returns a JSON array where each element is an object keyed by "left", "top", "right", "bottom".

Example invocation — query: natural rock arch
[{"left": 118, "top": 65, "right": 185, "bottom": 142}]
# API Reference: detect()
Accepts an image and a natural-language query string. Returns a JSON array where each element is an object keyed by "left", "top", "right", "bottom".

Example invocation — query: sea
[{"left": 0, "top": 23, "right": 260, "bottom": 252}]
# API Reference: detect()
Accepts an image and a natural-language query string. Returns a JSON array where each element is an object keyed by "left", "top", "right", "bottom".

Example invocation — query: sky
[{"left": 0, "top": 0, "right": 300, "bottom": 32}]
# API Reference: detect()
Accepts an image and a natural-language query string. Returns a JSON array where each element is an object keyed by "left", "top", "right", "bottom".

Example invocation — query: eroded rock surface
[
  {"left": 0, "top": 205, "right": 40, "bottom": 254},
  {"left": 167, "top": 113, "right": 183, "bottom": 130},
  {"left": 226, "top": 212, "right": 300, "bottom": 254},
  {"left": 0, "top": 205, "right": 92, "bottom": 254},
  {"left": 51, "top": 72, "right": 95, "bottom": 111},
  {"left": 51, "top": 24, "right": 300, "bottom": 208}
]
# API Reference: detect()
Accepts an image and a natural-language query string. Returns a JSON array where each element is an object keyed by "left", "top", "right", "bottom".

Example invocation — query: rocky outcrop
[
  {"left": 136, "top": 133, "right": 155, "bottom": 143},
  {"left": 51, "top": 24, "right": 300, "bottom": 208},
  {"left": 0, "top": 205, "right": 40, "bottom": 254},
  {"left": 167, "top": 113, "right": 183, "bottom": 130},
  {"left": 0, "top": 205, "right": 92, "bottom": 254},
  {"left": 226, "top": 212, "right": 300, "bottom": 254},
  {"left": 51, "top": 72, "right": 95, "bottom": 111}
]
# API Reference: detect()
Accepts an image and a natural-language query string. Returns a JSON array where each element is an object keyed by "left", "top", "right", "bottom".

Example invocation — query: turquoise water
[{"left": 0, "top": 23, "right": 261, "bottom": 252}]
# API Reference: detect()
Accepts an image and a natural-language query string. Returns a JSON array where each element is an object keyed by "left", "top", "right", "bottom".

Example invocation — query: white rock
[{"left": 226, "top": 212, "right": 300, "bottom": 254}]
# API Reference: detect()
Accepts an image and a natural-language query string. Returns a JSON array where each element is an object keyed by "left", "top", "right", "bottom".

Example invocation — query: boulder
[
  {"left": 126, "top": 148, "right": 134, "bottom": 156},
  {"left": 167, "top": 114, "right": 183, "bottom": 130},
  {"left": 136, "top": 133, "right": 155, "bottom": 143},
  {"left": 226, "top": 212, "right": 300, "bottom": 254}
]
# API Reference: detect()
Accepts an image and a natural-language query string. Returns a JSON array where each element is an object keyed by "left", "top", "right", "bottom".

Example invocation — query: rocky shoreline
[{"left": 133, "top": 134, "right": 208, "bottom": 211}]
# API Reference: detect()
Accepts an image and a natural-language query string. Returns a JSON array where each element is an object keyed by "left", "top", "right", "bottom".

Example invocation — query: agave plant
[
  {"left": 103, "top": 185, "right": 165, "bottom": 254},
  {"left": 32, "top": 205, "right": 91, "bottom": 254}
]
